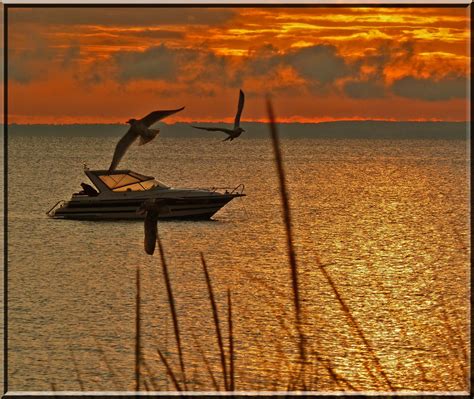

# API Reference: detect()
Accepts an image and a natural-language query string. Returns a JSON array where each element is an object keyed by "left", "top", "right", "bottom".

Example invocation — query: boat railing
[
  {"left": 46, "top": 200, "right": 66, "bottom": 217},
  {"left": 192, "top": 184, "right": 245, "bottom": 195},
  {"left": 230, "top": 183, "right": 245, "bottom": 195},
  {"left": 209, "top": 184, "right": 245, "bottom": 195}
]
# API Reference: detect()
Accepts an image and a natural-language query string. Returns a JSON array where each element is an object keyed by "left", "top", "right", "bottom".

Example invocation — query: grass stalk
[
  {"left": 142, "top": 358, "right": 160, "bottom": 391},
  {"left": 157, "top": 347, "right": 183, "bottom": 391},
  {"left": 135, "top": 264, "right": 141, "bottom": 392},
  {"left": 94, "top": 340, "right": 127, "bottom": 390},
  {"left": 227, "top": 289, "right": 235, "bottom": 391},
  {"left": 190, "top": 331, "right": 220, "bottom": 391},
  {"left": 439, "top": 306, "right": 468, "bottom": 385},
  {"left": 157, "top": 235, "right": 188, "bottom": 390},
  {"left": 312, "top": 350, "right": 357, "bottom": 391},
  {"left": 316, "top": 255, "right": 394, "bottom": 391},
  {"left": 266, "top": 98, "right": 306, "bottom": 367},
  {"left": 69, "top": 347, "right": 85, "bottom": 391},
  {"left": 362, "top": 359, "right": 384, "bottom": 388},
  {"left": 200, "top": 252, "right": 229, "bottom": 391}
]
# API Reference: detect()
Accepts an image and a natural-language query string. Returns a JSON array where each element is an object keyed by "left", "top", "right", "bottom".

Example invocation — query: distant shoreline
[
  {"left": 4, "top": 120, "right": 469, "bottom": 126},
  {"left": 4, "top": 120, "right": 469, "bottom": 140}
]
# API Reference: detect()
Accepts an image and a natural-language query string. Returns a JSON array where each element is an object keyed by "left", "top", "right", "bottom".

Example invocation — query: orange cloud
[{"left": 7, "top": 6, "right": 470, "bottom": 124}]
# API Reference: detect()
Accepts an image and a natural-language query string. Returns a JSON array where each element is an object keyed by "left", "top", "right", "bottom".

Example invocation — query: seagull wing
[
  {"left": 108, "top": 128, "right": 139, "bottom": 172},
  {"left": 191, "top": 126, "right": 234, "bottom": 134},
  {"left": 139, "top": 107, "right": 185, "bottom": 127},
  {"left": 233, "top": 89, "right": 245, "bottom": 129}
]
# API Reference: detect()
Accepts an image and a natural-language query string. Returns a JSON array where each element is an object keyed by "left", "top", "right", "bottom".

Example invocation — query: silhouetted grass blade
[
  {"left": 316, "top": 254, "right": 394, "bottom": 390},
  {"left": 266, "top": 97, "right": 306, "bottom": 367},
  {"left": 191, "top": 331, "right": 220, "bottom": 391},
  {"left": 142, "top": 358, "right": 160, "bottom": 391},
  {"left": 69, "top": 347, "right": 85, "bottom": 391},
  {"left": 200, "top": 252, "right": 229, "bottom": 391},
  {"left": 135, "top": 265, "right": 141, "bottom": 392},
  {"left": 157, "top": 235, "right": 188, "bottom": 389},
  {"left": 157, "top": 347, "right": 183, "bottom": 391},
  {"left": 227, "top": 289, "right": 235, "bottom": 391}
]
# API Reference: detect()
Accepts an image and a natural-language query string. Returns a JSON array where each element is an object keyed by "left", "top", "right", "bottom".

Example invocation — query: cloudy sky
[{"left": 7, "top": 6, "right": 470, "bottom": 124}]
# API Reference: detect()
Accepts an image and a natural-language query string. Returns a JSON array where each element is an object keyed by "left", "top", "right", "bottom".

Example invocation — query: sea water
[{"left": 6, "top": 134, "right": 470, "bottom": 392}]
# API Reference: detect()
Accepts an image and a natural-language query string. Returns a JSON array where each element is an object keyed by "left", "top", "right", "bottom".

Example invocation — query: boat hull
[{"left": 51, "top": 195, "right": 239, "bottom": 221}]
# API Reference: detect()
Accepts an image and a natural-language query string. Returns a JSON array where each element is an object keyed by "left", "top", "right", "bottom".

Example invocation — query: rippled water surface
[{"left": 7, "top": 135, "right": 470, "bottom": 392}]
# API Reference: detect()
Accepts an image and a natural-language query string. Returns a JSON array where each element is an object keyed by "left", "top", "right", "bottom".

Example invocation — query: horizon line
[{"left": 4, "top": 119, "right": 469, "bottom": 126}]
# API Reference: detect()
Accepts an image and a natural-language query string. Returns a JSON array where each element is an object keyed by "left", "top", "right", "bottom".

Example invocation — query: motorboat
[{"left": 47, "top": 168, "right": 245, "bottom": 220}]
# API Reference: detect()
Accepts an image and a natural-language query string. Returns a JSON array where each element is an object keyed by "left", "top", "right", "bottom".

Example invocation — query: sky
[{"left": 6, "top": 6, "right": 471, "bottom": 124}]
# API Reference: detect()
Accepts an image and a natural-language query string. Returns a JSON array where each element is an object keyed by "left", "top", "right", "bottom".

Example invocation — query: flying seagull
[
  {"left": 137, "top": 199, "right": 167, "bottom": 255},
  {"left": 192, "top": 89, "right": 245, "bottom": 141},
  {"left": 108, "top": 106, "right": 185, "bottom": 172}
]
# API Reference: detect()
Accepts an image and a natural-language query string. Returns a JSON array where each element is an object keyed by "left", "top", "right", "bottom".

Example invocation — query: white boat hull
[
  {"left": 51, "top": 195, "right": 239, "bottom": 220},
  {"left": 47, "top": 168, "right": 245, "bottom": 221}
]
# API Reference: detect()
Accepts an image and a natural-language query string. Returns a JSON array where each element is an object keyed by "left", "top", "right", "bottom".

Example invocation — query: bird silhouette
[
  {"left": 109, "top": 107, "right": 185, "bottom": 172},
  {"left": 192, "top": 90, "right": 245, "bottom": 141}
]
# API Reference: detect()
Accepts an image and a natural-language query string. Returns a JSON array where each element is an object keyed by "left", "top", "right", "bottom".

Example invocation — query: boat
[{"left": 47, "top": 168, "right": 245, "bottom": 220}]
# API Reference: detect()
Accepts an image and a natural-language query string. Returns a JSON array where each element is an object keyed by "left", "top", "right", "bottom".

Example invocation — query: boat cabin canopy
[{"left": 85, "top": 170, "right": 169, "bottom": 193}]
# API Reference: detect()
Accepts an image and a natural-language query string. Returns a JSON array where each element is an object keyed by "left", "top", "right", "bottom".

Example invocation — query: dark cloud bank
[
  {"left": 9, "top": 8, "right": 236, "bottom": 27},
  {"left": 8, "top": 121, "right": 468, "bottom": 140},
  {"left": 88, "top": 43, "right": 468, "bottom": 101},
  {"left": 391, "top": 75, "right": 467, "bottom": 101},
  {"left": 9, "top": 39, "right": 468, "bottom": 103}
]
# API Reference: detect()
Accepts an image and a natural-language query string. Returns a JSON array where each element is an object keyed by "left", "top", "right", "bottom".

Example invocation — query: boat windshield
[{"left": 98, "top": 172, "right": 169, "bottom": 192}]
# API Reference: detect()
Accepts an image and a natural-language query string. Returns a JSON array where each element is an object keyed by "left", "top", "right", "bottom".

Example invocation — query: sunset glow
[{"left": 7, "top": 6, "right": 470, "bottom": 124}]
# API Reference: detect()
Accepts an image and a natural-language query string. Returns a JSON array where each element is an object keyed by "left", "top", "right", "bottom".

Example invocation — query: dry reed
[
  {"left": 266, "top": 98, "right": 395, "bottom": 391},
  {"left": 312, "top": 351, "right": 357, "bottom": 391},
  {"left": 200, "top": 252, "right": 229, "bottom": 391},
  {"left": 190, "top": 330, "right": 220, "bottom": 391},
  {"left": 125, "top": 99, "right": 423, "bottom": 393},
  {"left": 135, "top": 264, "right": 141, "bottom": 392},
  {"left": 227, "top": 289, "right": 235, "bottom": 391},
  {"left": 94, "top": 339, "right": 126, "bottom": 390},
  {"left": 157, "top": 347, "right": 182, "bottom": 391},
  {"left": 142, "top": 358, "right": 160, "bottom": 391},
  {"left": 315, "top": 253, "right": 394, "bottom": 391},
  {"left": 157, "top": 235, "right": 188, "bottom": 390},
  {"left": 69, "top": 347, "right": 84, "bottom": 391},
  {"left": 266, "top": 98, "right": 306, "bottom": 369}
]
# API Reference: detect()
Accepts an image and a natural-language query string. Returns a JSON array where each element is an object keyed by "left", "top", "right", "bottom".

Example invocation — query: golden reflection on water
[{"left": 7, "top": 136, "right": 469, "bottom": 392}]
